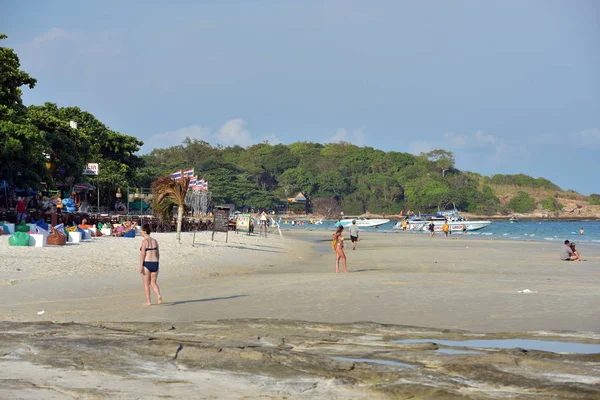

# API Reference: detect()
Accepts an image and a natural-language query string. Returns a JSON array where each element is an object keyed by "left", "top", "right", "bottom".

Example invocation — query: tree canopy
[{"left": 2, "top": 34, "right": 581, "bottom": 216}]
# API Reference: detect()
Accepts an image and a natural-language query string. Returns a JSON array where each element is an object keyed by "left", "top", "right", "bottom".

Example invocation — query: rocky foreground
[{"left": 1, "top": 319, "right": 599, "bottom": 399}]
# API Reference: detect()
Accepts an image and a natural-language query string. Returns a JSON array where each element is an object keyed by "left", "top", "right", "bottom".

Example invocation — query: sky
[{"left": 2, "top": 0, "right": 599, "bottom": 194}]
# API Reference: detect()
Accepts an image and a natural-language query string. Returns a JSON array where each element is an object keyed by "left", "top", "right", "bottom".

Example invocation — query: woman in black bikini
[{"left": 139, "top": 224, "right": 162, "bottom": 306}]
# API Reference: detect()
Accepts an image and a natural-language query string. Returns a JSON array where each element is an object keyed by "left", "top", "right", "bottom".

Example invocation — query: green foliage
[
  {"left": 0, "top": 34, "right": 45, "bottom": 187},
  {"left": 588, "top": 194, "right": 600, "bottom": 205},
  {"left": 541, "top": 197, "right": 563, "bottom": 212},
  {"left": 2, "top": 35, "right": 574, "bottom": 216},
  {"left": 489, "top": 174, "right": 560, "bottom": 190},
  {"left": 507, "top": 191, "right": 536, "bottom": 213}
]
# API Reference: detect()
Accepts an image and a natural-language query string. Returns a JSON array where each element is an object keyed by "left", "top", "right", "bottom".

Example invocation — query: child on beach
[
  {"left": 139, "top": 224, "right": 163, "bottom": 305},
  {"left": 332, "top": 226, "right": 348, "bottom": 273}
]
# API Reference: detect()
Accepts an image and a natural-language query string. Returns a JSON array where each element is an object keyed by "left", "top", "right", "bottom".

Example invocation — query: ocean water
[{"left": 278, "top": 220, "right": 600, "bottom": 245}]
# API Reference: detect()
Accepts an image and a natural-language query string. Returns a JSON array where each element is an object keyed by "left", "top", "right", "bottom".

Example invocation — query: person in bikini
[
  {"left": 332, "top": 225, "right": 348, "bottom": 273},
  {"left": 569, "top": 242, "right": 584, "bottom": 261},
  {"left": 139, "top": 224, "right": 163, "bottom": 305}
]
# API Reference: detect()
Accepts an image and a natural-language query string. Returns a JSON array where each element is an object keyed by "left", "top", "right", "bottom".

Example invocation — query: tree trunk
[{"left": 176, "top": 204, "right": 184, "bottom": 243}]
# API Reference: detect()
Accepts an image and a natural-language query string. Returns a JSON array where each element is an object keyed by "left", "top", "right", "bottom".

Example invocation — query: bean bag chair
[
  {"left": 35, "top": 226, "right": 50, "bottom": 236},
  {"left": 123, "top": 230, "right": 136, "bottom": 238},
  {"left": 97, "top": 222, "right": 104, "bottom": 230},
  {"left": 53, "top": 224, "right": 65, "bottom": 235},
  {"left": 76, "top": 226, "right": 86, "bottom": 239},
  {"left": 35, "top": 219, "right": 49, "bottom": 231},
  {"left": 15, "top": 223, "right": 30, "bottom": 233},
  {"left": 9, "top": 232, "right": 30, "bottom": 246},
  {"left": 47, "top": 227, "right": 67, "bottom": 246}
]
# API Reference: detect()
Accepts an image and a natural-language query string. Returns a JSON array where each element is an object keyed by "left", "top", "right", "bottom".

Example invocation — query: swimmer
[{"left": 579, "top": 227, "right": 584, "bottom": 235}]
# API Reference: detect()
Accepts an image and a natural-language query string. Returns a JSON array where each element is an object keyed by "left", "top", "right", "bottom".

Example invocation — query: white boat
[
  {"left": 335, "top": 217, "right": 390, "bottom": 228},
  {"left": 393, "top": 209, "right": 491, "bottom": 232}
]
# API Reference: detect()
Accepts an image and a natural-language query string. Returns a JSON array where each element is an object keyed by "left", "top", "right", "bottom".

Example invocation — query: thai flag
[
  {"left": 190, "top": 176, "right": 197, "bottom": 186},
  {"left": 200, "top": 180, "right": 208, "bottom": 191},
  {"left": 183, "top": 168, "right": 194, "bottom": 177},
  {"left": 170, "top": 170, "right": 182, "bottom": 179}
]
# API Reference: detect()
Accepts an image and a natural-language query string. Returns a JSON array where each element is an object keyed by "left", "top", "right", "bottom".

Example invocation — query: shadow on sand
[
  {"left": 166, "top": 295, "right": 249, "bottom": 307},
  {"left": 351, "top": 268, "right": 390, "bottom": 273}
]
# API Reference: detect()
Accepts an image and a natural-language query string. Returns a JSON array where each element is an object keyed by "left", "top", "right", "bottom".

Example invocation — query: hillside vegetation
[{"left": 2, "top": 34, "right": 599, "bottom": 217}]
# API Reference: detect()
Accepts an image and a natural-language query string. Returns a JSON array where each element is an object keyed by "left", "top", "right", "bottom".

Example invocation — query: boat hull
[
  {"left": 395, "top": 220, "right": 491, "bottom": 232},
  {"left": 336, "top": 219, "right": 390, "bottom": 228}
]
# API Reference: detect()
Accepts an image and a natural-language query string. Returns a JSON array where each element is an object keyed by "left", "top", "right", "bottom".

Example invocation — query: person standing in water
[
  {"left": 332, "top": 225, "right": 348, "bottom": 273},
  {"left": 349, "top": 220, "right": 359, "bottom": 250},
  {"left": 139, "top": 224, "right": 162, "bottom": 306},
  {"left": 579, "top": 227, "right": 585, "bottom": 235}
]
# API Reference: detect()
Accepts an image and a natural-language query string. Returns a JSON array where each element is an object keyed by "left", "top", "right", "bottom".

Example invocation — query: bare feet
[
  {"left": 335, "top": 270, "right": 340, "bottom": 273},
  {"left": 342, "top": 269, "right": 349, "bottom": 273},
  {"left": 144, "top": 302, "right": 151, "bottom": 306},
  {"left": 157, "top": 297, "right": 163, "bottom": 304}
]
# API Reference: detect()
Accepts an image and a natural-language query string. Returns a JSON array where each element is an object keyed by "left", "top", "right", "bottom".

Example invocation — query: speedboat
[
  {"left": 335, "top": 217, "right": 390, "bottom": 228},
  {"left": 394, "top": 208, "right": 491, "bottom": 232}
]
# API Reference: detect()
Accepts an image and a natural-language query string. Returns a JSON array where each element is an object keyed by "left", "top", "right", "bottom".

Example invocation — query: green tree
[
  {"left": 0, "top": 34, "right": 46, "bottom": 187},
  {"left": 151, "top": 175, "right": 190, "bottom": 243},
  {"left": 541, "top": 197, "right": 563, "bottom": 212},
  {"left": 587, "top": 194, "right": 600, "bottom": 205},
  {"left": 507, "top": 191, "right": 536, "bottom": 213},
  {"left": 421, "top": 149, "right": 455, "bottom": 176}
]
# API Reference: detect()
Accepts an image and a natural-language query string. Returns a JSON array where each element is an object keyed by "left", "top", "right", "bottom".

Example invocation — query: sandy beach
[{"left": 1, "top": 229, "right": 599, "bottom": 398}]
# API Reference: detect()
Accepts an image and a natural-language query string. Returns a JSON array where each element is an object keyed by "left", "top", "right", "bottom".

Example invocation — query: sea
[{"left": 278, "top": 220, "right": 600, "bottom": 245}]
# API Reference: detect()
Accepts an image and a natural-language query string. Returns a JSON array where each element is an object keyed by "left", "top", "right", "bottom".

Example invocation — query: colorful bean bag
[
  {"left": 34, "top": 219, "right": 49, "bottom": 231},
  {"left": 47, "top": 227, "right": 67, "bottom": 246},
  {"left": 15, "top": 223, "right": 30, "bottom": 233},
  {"left": 123, "top": 230, "right": 136, "bottom": 238},
  {"left": 76, "top": 226, "right": 86, "bottom": 239},
  {"left": 9, "top": 232, "right": 30, "bottom": 246}
]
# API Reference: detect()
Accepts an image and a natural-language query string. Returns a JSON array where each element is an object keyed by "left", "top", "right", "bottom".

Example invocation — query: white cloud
[
  {"left": 32, "top": 28, "right": 77, "bottom": 44},
  {"left": 409, "top": 140, "right": 434, "bottom": 155},
  {"left": 328, "top": 127, "right": 365, "bottom": 145},
  {"left": 142, "top": 124, "right": 211, "bottom": 152},
  {"left": 260, "top": 134, "right": 282, "bottom": 145},
  {"left": 215, "top": 118, "right": 252, "bottom": 147},
  {"left": 443, "top": 132, "right": 469, "bottom": 148},
  {"left": 20, "top": 28, "right": 122, "bottom": 80},
  {"left": 143, "top": 118, "right": 282, "bottom": 153},
  {"left": 575, "top": 128, "right": 600, "bottom": 146},
  {"left": 475, "top": 130, "right": 496, "bottom": 144},
  {"left": 443, "top": 130, "right": 506, "bottom": 161}
]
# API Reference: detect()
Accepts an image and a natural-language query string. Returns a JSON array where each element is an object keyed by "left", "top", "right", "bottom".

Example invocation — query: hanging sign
[{"left": 82, "top": 163, "right": 99, "bottom": 176}]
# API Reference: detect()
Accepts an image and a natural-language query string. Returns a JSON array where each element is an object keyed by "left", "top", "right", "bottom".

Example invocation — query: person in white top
[{"left": 348, "top": 220, "right": 359, "bottom": 250}]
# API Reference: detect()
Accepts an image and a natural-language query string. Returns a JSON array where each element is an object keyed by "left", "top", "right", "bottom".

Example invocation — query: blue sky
[{"left": 2, "top": 0, "right": 599, "bottom": 194}]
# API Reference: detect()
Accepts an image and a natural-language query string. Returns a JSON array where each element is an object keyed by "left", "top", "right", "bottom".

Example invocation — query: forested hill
[
  {"left": 137, "top": 138, "right": 589, "bottom": 216},
  {"left": 2, "top": 34, "right": 597, "bottom": 216}
]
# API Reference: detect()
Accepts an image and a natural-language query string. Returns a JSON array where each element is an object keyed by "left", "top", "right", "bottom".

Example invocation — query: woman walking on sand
[
  {"left": 139, "top": 224, "right": 162, "bottom": 306},
  {"left": 332, "top": 226, "right": 349, "bottom": 273}
]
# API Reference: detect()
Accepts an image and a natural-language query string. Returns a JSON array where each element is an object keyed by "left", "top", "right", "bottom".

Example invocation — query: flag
[
  {"left": 170, "top": 170, "right": 182, "bottom": 179},
  {"left": 183, "top": 168, "right": 194, "bottom": 177},
  {"left": 189, "top": 176, "right": 197, "bottom": 186}
]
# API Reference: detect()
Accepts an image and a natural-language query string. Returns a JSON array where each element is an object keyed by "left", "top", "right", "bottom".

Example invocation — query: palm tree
[{"left": 151, "top": 175, "right": 190, "bottom": 243}]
